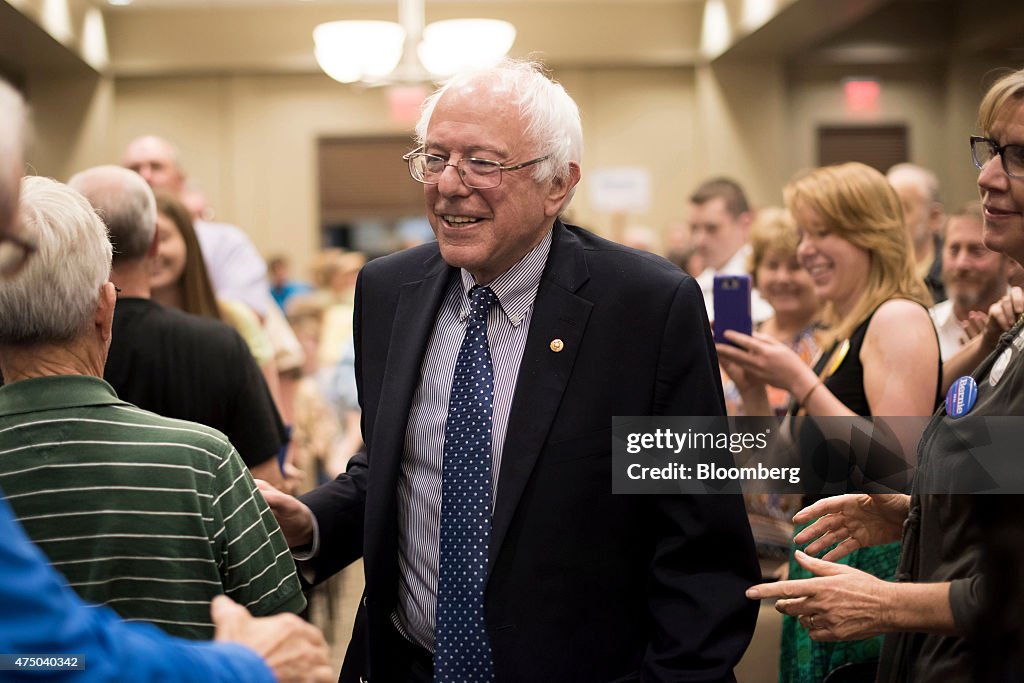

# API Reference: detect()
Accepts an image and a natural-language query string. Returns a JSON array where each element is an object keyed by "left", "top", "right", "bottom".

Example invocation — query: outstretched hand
[
  {"left": 212, "top": 595, "right": 334, "bottom": 683},
  {"left": 254, "top": 479, "right": 315, "bottom": 549},
  {"left": 792, "top": 494, "right": 909, "bottom": 562},
  {"left": 745, "top": 551, "right": 895, "bottom": 641}
]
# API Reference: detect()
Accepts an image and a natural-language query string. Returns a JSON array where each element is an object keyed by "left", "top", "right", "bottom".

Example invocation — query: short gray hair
[
  {"left": 886, "top": 163, "right": 942, "bottom": 204},
  {"left": 0, "top": 176, "right": 112, "bottom": 345},
  {"left": 415, "top": 58, "right": 583, "bottom": 206},
  {"left": 68, "top": 165, "right": 156, "bottom": 264}
]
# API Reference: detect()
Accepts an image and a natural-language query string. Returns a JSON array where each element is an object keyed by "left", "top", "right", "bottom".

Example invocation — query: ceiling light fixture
[{"left": 313, "top": 0, "right": 516, "bottom": 86}]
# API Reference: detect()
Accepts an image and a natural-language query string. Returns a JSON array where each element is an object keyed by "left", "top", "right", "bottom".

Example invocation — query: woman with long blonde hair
[
  {"left": 739, "top": 65, "right": 1024, "bottom": 683},
  {"left": 718, "top": 162, "right": 941, "bottom": 682}
]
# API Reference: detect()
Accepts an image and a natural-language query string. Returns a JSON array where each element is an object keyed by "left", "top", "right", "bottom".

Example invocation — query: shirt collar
[
  {"left": 930, "top": 299, "right": 957, "bottom": 329},
  {"left": 932, "top": 285, "right": 1011, "bottom": 328},
  {"left": 0, "top": 375, "right": 126, "bottom": 418},
  {"left": 458, "top": 230, "right": 552, "bottom": 327}
]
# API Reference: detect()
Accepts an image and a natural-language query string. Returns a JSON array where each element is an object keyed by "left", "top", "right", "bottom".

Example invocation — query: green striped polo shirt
[{"left": 0, "top": 375, "right": 306, "bottom": 639}]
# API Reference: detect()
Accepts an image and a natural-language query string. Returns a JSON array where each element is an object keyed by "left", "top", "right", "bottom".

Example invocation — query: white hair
[
  {"left": 415, "top": 58, "right": 583, "bottom": 206},
  {"left": 0, "top": 176, "right": 112, "bottom": 345},
  {"left": 68, "top": 165, "right": 156, "bottom": 264},
  {"left": 886, "top": 162, "right": 942, "bottom": 204}
]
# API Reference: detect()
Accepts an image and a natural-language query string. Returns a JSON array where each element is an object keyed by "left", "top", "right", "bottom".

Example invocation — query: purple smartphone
[{"left": 713, "top": 274, "right": 752, "bottom": 345}]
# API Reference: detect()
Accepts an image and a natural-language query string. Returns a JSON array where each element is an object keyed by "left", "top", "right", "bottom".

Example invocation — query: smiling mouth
[
  {"left": 803, "top": 263, "right": 831, "bottom": 278},
  {"left": 985, "top": 205, "right": 1020, "bottom": 219},
  {"left": 442, "top": 215, "right": 483, "bottom": 226}
]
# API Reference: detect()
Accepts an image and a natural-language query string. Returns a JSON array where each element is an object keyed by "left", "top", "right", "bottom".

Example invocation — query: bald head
[
  {"left": 121, "top": 135, "right": 186, "bottom": 194},
  {"left": 69, "top": 165, "right": 157, "bottom": 265}
]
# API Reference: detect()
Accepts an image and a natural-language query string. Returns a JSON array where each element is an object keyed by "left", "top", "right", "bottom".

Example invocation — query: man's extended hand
[
  {"left": 792, "top": 493, "right": 909, "bottom": 561},
  {"left": 211, "top": 595, "right": 334, "bottom": 683},
  {"left": 254, "top": 479, "right": 315, "bottom": 549}
]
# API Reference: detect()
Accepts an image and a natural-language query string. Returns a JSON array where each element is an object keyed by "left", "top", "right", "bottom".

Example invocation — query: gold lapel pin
[{"left": 550, "top": 339, "right": 564, "bottom": 353}]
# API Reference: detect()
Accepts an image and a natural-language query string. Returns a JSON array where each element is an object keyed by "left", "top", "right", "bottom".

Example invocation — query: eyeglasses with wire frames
[
  {"left": 971, "top": 136, "right": 1024, "bottom": 178},
  {"left": 0, "top": 226, "right": 38, "bottom": 280},
  {"left": 403, "top": 148, "right": 551, "bottom": 189}
]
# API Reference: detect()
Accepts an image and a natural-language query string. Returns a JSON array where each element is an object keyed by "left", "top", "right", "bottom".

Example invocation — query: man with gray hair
[
  {"left": 887, "top": 162, "right": 947, "bottom": 302},
  {"left": 0, "top": 77, "right": 332, "bottom": 683},
  {"left": 263, "top": 59, "right": 758, "bottom": 682},
  {"left": 68, "top": 165, "right": 287, "bottom": 487},
  {"left": 0, "top": 174, "right": 306, "bottom": 637}
]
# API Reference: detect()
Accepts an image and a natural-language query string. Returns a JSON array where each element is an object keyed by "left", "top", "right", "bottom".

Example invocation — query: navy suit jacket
[{"left": 301, "top": 221, "right": 759, "bottom": 682}]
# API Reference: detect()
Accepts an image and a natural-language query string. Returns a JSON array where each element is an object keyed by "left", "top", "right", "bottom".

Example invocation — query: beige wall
[
  {"left": 784, "top": 62, "right": 1011, "bottom": 211},
  {"left": 98, "top": 59, "right": 1013, "bottom": 273},
  {"left": 114, "top": 72, "right": 415, "bottom": 272},
  {"left": 111, "top": 66, "right": 708, "bottom": 269}
]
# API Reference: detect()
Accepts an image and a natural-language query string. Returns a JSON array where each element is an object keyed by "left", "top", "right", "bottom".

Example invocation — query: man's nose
[{"left": 437, "top": 162, "right": 471, "bottom": 197}]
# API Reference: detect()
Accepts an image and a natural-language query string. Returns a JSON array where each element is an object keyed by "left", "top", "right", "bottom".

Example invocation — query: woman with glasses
[
  {"left": 742, "top": 67, "right": 1024, "bottom": 682},
  {"left": 718, "top": 162, "right": 941, "bottom": 683}
]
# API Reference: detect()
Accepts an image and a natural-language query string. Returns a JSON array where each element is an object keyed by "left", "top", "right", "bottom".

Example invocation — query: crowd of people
[{"left": 0, "top": 58, "right": 1022, "bottom": 682}]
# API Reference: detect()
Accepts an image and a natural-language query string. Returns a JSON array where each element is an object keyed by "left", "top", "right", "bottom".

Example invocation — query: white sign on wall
[{"left": 587, "top": 166, "right": 652, "bottom": 213}]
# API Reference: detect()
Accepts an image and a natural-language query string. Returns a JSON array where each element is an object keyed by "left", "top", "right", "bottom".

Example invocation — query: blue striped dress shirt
[{"left": 393, "top": 230, "right": 552, "bottom": 651}]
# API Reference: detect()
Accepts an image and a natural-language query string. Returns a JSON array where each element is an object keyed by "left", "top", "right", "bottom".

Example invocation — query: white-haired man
[
  {"left": 887, "top": 162, "right": 947, "bottom": 302},
  {"left": 262, "top": 60, "right": 758, "bottom": 682},
  {"left": 0, "top": 79, "right": 331, "bottom": 683},
  {"left": 0, "top": 175, "right": 306, "bottom": 637},
  {"left": 69, "top": 165, "right": 287, "bottom": 487},
  {"left": 121, "top": 135, "right": 270, "bottom": 317}
]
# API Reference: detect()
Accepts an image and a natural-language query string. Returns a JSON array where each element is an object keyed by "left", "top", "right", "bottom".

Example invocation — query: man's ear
[
  {"left": 544, "top": 162, "right": 581, "bottom": 218},
  {"left": 95, "top": 281, "right": 117, "bottom": 344},
  {"left": 738, "top": 210, "right": 755, "bottom": 234}
]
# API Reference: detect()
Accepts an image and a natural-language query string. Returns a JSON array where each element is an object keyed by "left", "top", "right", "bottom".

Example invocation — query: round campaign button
[{"left": 945, "top": 375, "right": 978, "bottom": 419}]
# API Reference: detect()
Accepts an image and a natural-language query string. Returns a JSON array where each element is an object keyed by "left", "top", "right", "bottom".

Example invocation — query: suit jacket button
[
  {"left": 550, "top": 338, "right": 564, "bottom": 352},
  {"left": 362, "top": 596, "right": 368, "bottom": 607}
]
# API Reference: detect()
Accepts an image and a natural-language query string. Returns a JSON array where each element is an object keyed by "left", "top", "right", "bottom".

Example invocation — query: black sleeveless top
[{"left": 793, "top": 306, "right": 941, "bottom": 503}]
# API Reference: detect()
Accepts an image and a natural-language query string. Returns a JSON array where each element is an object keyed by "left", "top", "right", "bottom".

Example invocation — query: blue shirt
[
  {"left": 270, "top": 281, "right": 313, "bottom": 310},
  {"left": 0, "top": 491, "right": 274, "bottom": 683}
]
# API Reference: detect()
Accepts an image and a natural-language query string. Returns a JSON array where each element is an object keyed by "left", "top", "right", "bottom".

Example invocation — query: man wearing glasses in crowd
[{"left": 261, "top": 59, "right": 758, "bottom": 682}]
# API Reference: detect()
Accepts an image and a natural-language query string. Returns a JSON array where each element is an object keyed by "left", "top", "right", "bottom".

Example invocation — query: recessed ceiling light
[{"left": 108, "top": 0, "right": 134, "bottom": 6}]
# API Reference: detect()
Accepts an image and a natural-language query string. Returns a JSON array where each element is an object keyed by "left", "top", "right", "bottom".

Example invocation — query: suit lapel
[
  {"left": 366, "top": 252, "right": 453, "bottom": 546},
  {"left": 488, "top": 223, "right": 592, "bottom": 574}
]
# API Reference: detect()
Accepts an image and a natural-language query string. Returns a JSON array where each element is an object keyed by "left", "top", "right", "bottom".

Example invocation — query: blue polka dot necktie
[{"left": 434, "top": 284, "right": 498, "bottom": 683}]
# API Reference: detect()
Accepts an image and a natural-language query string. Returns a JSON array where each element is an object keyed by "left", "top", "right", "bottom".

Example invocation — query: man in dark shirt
[{"left": 69, "top": 165, "right": 286, "bottom": 487}]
